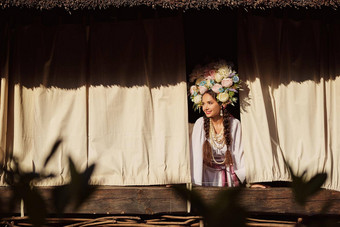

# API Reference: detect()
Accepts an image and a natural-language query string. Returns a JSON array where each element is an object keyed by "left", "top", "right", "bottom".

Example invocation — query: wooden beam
[
  {"left": 39, "top": 186, "right": 187, "bottom": 214},
  {"left": 196, "top": 187, "right": 340, "bottom": 216},
  {"left": 1, "top": 186, "right": 340, "bottom": 216}
]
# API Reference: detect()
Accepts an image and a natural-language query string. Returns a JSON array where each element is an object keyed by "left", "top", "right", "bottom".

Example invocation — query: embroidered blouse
[{"left": 190, "top": 116, "right": 246, "bottom": 186}]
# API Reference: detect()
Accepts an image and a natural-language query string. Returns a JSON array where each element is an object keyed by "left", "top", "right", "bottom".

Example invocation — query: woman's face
[{"left": 202, "top": 93, "right": 221, "bottom": 118}]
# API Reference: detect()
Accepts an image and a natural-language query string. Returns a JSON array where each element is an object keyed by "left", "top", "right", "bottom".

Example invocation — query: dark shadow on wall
[
  {"left": 0, "top": 7, "right": 186, "bottom": 90},
  {"left": 1, "top": 7, "right": 243, "bottom": 125},
  {"left": 238, "top": 8, "right": 340, "bottom": 88},
  {"left": 1, "top": 7, "right": 340, "bottom": 122}
]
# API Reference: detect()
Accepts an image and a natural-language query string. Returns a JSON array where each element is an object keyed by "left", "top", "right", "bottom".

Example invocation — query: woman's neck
[{"left": 210, "top": 115, "right": 223, "bottom": 125}]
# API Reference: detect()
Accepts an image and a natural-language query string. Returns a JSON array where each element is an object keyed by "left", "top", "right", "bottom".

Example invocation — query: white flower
[
  {"left": 193, "top": 94, "right": 202, "bottom": 104},
  {"left": 218, "top": 66, "right": 232, "bottom": 77},
  {"left": 217, "top": 92, "right": 229, "bottom": 103},
  {"left": 215, "top": 73, "right": 224, "bottom": 82}
]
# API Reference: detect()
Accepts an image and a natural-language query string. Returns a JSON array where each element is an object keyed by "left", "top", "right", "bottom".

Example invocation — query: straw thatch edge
[{"left": 0, "top": 0, "right": 340, "bottom": 10}]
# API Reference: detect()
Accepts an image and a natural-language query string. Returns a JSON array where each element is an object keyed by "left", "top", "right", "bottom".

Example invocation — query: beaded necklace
[
  {"left": 209, "top": 119, "right": 225, "bottom": 149},
  {"left": 209, "top": 119, "right": 227, "bottom": 165}
]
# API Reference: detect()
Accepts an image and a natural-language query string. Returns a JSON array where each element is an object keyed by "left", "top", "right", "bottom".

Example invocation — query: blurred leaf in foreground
[
  {"left": 286, "top": 162, "right": 327, "bottom": 206},
  {"left": 53, "top": 157, "right": 96, "bottom": 213},
  {"left": 0, "top": 140, "right": 60, "bottom": 226},
  {"left": 174, "top": 185, "right": 246, "bottom": 227},
  {"left": 2, "top": 159, "right": 50, "bottom": 227}
]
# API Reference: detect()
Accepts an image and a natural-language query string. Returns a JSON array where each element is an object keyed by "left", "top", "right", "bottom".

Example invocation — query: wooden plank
[
  {"left": 35, "top": 186, "right": 187, "bottom": 214},
  {"left": 1, "top": 186, "right": 340, "bottom": 215},
  {"left": 67, "top": 186, "right": 187, "bottom": 214},
  {"left": 195, "top": 187, "right": 340, "bottom": 215},
  {"left": 0, "top": 186, "right": 21, "bottom": 213}
]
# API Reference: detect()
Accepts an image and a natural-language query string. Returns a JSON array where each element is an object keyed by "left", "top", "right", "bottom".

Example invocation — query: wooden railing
[{"left": 1, "top": 186, "right": 340, "bottom": 215}]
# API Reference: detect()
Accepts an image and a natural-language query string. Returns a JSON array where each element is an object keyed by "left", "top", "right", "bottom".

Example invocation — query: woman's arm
[
  {"left": 232, "top": 119, "right": 246, "bottom": 183},
  {"left": 190, "top": 117, "right": 205, "bottom": 186}
]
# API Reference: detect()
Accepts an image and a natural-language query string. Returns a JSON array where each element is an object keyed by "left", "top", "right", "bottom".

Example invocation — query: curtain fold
[
  {"left": 239, "top": 12, "right": 340, "bottom": 191},
  {"left": 0, "top": 15, "right": 190, "bottom": 186},
  {"left": 88, "top": 17, "right": 190, "bottom": 185},
  {"left": 0, "top": 20, "right": 9, "bottom": 174},
  {"left": 5, "top": 24, "right": 88, "bottom": 185}
]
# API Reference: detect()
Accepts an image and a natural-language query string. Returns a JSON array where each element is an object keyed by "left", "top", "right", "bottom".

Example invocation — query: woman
[{"left": 189, "top": 60, "right": 245, "bottom": 186}]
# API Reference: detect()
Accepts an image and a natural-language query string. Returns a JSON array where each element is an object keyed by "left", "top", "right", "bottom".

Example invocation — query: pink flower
[
  {"left": 199, "top": 86, "right": 208, "bottom": 94},
  {"left": 209, "top": 70, "right": 216, "bottom": 78},
  {"left": 204, "top": 70, "right": 216, "bottom": 80},
  {"left": 221, "top": 78, "right": 233, "bottom": 88},
  {"left": 212, "top": 84, "right": 222, "bottom": 93}
]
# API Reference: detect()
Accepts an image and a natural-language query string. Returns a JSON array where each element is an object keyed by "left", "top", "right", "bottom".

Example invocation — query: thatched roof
[{"left": 0, "top": 0, "right": 339, "bottom": 10}]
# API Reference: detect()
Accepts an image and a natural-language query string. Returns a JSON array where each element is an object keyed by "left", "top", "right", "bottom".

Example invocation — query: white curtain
[
  {"left": 0, "top": 16, "right": 191, "bottom": 186},
  {"left": 87, "top": 18, "right": 190, "bottom": 185},
  {"left": 0, "top": 25, "right": 8, "bottom": 174},
  {"left": 238, "top": 12, "right": 340, "bottom": 191}
]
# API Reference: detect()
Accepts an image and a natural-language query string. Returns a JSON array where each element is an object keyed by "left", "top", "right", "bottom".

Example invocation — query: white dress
[{"left": 190, "top": 116, "right": 245, "bottom": 186}]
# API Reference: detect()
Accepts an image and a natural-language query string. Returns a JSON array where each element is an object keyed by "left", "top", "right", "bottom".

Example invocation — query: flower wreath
[{"left": 188, "top": 60, "right": 241, "bottom": 111}]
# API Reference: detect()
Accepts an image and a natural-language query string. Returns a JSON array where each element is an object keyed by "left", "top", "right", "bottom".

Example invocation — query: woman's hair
[{"left": 202, "top": 90, "right": 233, "bottom": 166}]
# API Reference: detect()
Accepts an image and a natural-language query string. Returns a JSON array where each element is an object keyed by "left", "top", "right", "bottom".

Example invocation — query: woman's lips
[{"left": 205, "top": 111, "right": 212, "bottom": 115}]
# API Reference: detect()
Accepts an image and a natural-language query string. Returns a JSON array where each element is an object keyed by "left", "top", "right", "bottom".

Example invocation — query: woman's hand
[{"left": 249, "top": 183, "right": 268, "bottom": 188}]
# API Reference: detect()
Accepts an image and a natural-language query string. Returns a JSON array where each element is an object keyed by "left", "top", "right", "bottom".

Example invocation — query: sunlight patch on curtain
[{"left": 239, "top": 12, "right": 340, "bottom": 191}]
